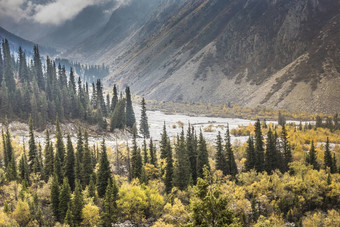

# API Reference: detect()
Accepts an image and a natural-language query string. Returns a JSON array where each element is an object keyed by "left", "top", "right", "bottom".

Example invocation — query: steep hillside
[
  {"left": 0, "top": 26, "right": 56, "bottom": 56},
  {"left": 65, "top": 0, "right": 340, "bottom": 114}
]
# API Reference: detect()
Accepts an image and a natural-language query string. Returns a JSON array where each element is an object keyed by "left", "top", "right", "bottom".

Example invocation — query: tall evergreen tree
[
  {"left": 59, "top": 178, "right": 72, "bottom": 221},
  {"left": 139, "top": 98, "right": 150, "bottom": 138},
  {"left": 225, "top": 125, "right": 237, "bottom": 176},
  {"left": 64, "top": 135, "right": 75, "bottom": 191},
  {"left": 245, "top": 137, "right": 256, "bottom": 171},
  {"left": 215, "top": 131, "right": 228, "bottom": 175},
  {"left": 254, "top": 120, "right": 264, "bottom": 172},
  {"left": 75, "top": 128, "right": 83, "bottom": 186},
  {"left": 19, "top": 143, "right": 30, "bottom": 184},
  {"left": 165, "top": 139, "right": 173, "bottom": 194},
  {"left": 196, "top": 130, "right": 210, "bottom": 179},
  {"left": 110, "top": 99, "right": 126, "bottom": 130},
  {"left": 51, "top": 174, "right": 60, "bottom": 220},
  {"left": 33, "top": 45, "right": 44, "bottom": 90},
  {"left": 331, "top": 154, "right": 337, "bottom": 174},
  {"left": 72, "top": 180, "right": 84, "bottom": 226},
  {"left": 143, "top": 138, "right": 148, "bottom": 164},
  {"left": 324, "top": 137, "right": 332, "bottom": 171},
  {"left": 173, "top": 129, "right": 191, "bottom": 190},
  {"left": 111, "top": 85, "right": 118, "bottom": 112},
  {"left": 264, "top": 128, "right": 278, "bottom": 173},
  {"left": 82, "top": 131, "right": 93, "bottom": 186},
  {"left": 131, "top": 132, "right": 143, "bottom": 180},
  {"left": 4, "top": 121, "right": 17, "bottom": 181},
  {"left": 306, "top": 141, "right": 319, "bottom": 170},
  {"left": 28, "top": 116, "right": 39, "bottom": 173},
  {"left": 149, "top": 138, "right": 157, "bottom": 167},
  {"left": 2, "top": 39, "right": 15, "bottom": 92},
  {"left": 18, "top": 47, "right": 29, "bottom": 83},
  {"left": 55, "top": 117, "right": 65, "bottom": 183},
  {"left": 44, "top": 129, "right": 54, "bottom": 182},
  {"left": 281, "top": 124, "right": 292, "bottom": 172},
  {"left": 187, "top": 125, "right": 198, "bottom": 184},
  {"left": 125, "top": 86, "right": 135, "bottom": 128},
  {"left": 97, "top": 138, "right": 112, "bottom": 198},
  {"left": 69, "top": 68, "right": 76, "bottom": 93},
  {"left": 100, "top": 178, "right": 119, "bottom": 226},
  {"left": 160, "top": 123, "right": 168, "bottom": 159}
]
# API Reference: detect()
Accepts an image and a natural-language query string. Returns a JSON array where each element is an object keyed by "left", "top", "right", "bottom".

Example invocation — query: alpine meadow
[{"left": 0, "top": 0, "right": 339, "bottom": 226}]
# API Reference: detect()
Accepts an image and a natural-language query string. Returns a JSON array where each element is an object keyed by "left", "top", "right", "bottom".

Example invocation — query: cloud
[{"left": 0, "top": 0, "right": 120, "bottom": 25}]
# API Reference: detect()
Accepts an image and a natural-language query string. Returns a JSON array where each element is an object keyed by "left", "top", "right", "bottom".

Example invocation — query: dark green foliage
[
  {"left": 51, "top": 174, "right": 60, "bottom": 220},
  {"left": 187, "top": 126, "right": 198, "bottom": 185},
  {"left": 72, "top": 180, "right": 84, "bottom": 225},
  {"left": 125, "top": 86, "right": 135, "bottom": 128},
  {"left": 18, "top": 47, "right": 29, "bottom": 83},
  {"left": 191, "top": 167, "right": 238, "bottom": 226},
  {"left": 264, "top": 128, "right": 278, "bottom": 173},
  {"left": 306, "top": 141, "right": 319, "bottom": 170},
  {"left": 324, "top": 137, "right": 332, "bottom": 171},
  {"left": 87, "top": 175, "right": 97, "bottom": 200},
  {"left": 165, "top": 139, "right": 173, "bottom": 194},
  {"left": 82, "top": 131, "right": 93, "bottom": 186},
  {"left": 19, "top": 145, "right": 30, "bottom": 184},
  {"left": 281, "top": 124, "right": 292, "bottom": 172},
  {"left": 43, "top": 129, "right": 54, "bottom": 181},
  {"left": 75, "top": 128, "right": 83, "bottom": 186},
  {"left": 254, "top": 119, "right": 264, "bottom": 172},
  {"left": 160, "top": 123, "right": 168, "bottom": 160},
  {"left": 131, "top": 132, "right": 143, "bottom": 180},
  {"left": 64, "top": 204, "right": 73, "bottom": 227},
  {"left": 225, "top": 125, "right": 237, "bottom": 176},
  {"left": 55, "top": 117, "right": 65, "bottom": 183},
  {"left": 100, "top": 178, "right": 119, "bottom": 226},
  {"left": 278, "top": 112, "right": 286, "bottom": 127},
  {"left": 110, "top": 99, "right": 126, "bottom": 130},
  {"left": 28, "top": 116, "right": 39, "bottom": 173},
  {"left": 245, "top": 137, "right": 256, "bottom": 171},
  {"left": 143, "top": 138, "right": 148, "bottom": 164},
  {"left": 2, "top": 39, "right": 16, "bottom": 92},
  {"left": 96, "top": 79, "right": 107, "bottom": 116},
  {"left": 97, "top": 138, "right": 112, "bottom": 198},
  {"left": 59, "top": 178, "right": 72, "bottom": 221},
  {"left": 33, "top": 45, "right": 45, "bottom": 90},
  {"left": 4, "top": 122, "right": 17, "bottom": 180},
  {"left": 215, "top": 131, "right": 228, "bottom": 175},
  {"left": 64, "top": 135, "right": 75, "bottom": 191},
  {"left": 173, "top": 129, "right": 191, "bottom": 190},
  {"left": 111, "top": 85, "right": 118, "bottom": 112},
  {"left": 139, "top": 98, "right": 150, "bottom": 138},
  {"left": 196, "top": 130, "right": 210, "bottom": 179},
  {"left": 149, "top": 138, "right": 157, "bottom": 167}
]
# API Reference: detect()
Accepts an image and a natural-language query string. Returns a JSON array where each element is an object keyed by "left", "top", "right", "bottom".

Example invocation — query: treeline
[
  {"left": 0, "top": 39, "right": 135, "bottom": 130},
  {"left": 54, "top": 58, "right": 110, "bottom": 83}
]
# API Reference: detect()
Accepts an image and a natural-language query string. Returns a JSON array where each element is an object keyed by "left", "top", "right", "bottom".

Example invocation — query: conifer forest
[{"left": 0, "top": 0, "right": 340, "bottom": 226}]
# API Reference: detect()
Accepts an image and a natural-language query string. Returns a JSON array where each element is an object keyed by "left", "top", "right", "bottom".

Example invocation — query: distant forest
[{"left": 0, "top": 39, "right": 132, "bottom": 129}]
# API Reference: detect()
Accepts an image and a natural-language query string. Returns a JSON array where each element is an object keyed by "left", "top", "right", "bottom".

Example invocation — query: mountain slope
[
  {"left": 0, "top": 26, "right": 56, "bottom": 56},
  {"left": 65, "top": 0, "right": 340, "bottom": 113}
]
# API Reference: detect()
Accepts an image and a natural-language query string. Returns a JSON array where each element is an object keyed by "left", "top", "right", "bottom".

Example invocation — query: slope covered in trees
[{"left": 0, "top": 39, "right": 134, "bottom": 130}]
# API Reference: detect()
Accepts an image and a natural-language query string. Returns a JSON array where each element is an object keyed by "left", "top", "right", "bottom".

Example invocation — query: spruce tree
[
  {"left": 55, "top": 117, "right": 65, "bottom": 183},
  {"left": 111, "top": 85, "right": 118, "bottom": 112},
  {"left": 2, "top": 39, "right": 16, "bottom": 92},
  {"left": 331, "top": 154, "right": 337, "bottom": 174},
  {"left": 33, "top": 45, "right": 44, "bottom": 90},
  {"left": 28, "top": 116, "right": 39, "bottom": 173},
  {"left": 97, "top": 138, "right": 112, "bottom": 198},
  {"left": 173, "top": 129, "right": 191, "bottom": 190},
  {"left": 75, "top": 128, "right": 83, "bottom": 186},
  {"left": 324, "top": 137, "right": 332, "bottom": 171},
  {"left": 51, "top": 174, "right": 60, "bottom": 220},
  {"left": 131, "top": 132, "right": 142, "bottom": 180},
  {"left": 281, "top": 124, "right": 292, "bottom": 172},
  {"left": 187, "top": 125, "right": 198, "bottom": 184},
  {"left": 5, "top": 121, "right": 17, "bottom": 180},
  {"left": 215, "top": 131, "right": 228, "bottom": 175},
  {"left": 125, "top": 86, "right": 135, "bottom": 128},
  {"left": 254, "top": 120, "right": 264, "bottom": 172},
  {"left": 43, "top": 129, "right": 54, "bottom": 181},
  {"left": 160, "top": 123, "right": 168, "bottom": 159},
  {"left": 19, "top": 144, "right": 30, "bottom": 184},
  {"left": 82, "top": 131, "right": 93, "bottom": 186},
  {"left": 196, "top": 130, "right": 210, "bottom": 179},
  {"left": 110, "top": 99, "right": 126, "bottom": 130},
  {"left": 87, "top": 175, "right": 97, "bottom": 200},
  {"left": 264, "top": 128, "right": 278, "bottom": 173},
  {"left": 59, "top": 177, "right": 72, "bottom": 221},
  {"left": 100, "top": 178, "right": 119, "bottom": 226},
  {"left": 143, "top": 138, "right": 148, "bottom": 164},
  {"left": 165, "top": 139, "right": 173, "bottom": 194},
  {"left": 64, "top": 135, "right": 75, "bottom": 191},
  {"left": 139, "top": 98, "right": 150, "bottom": 138},
  {"left": 72, "top": 180, "right": 84, "bottom": 226},
  {"left": 225, "top": 125, "right": 237, "bottom": 176},
  {"left": 306, "top": 141, "right": 319, "bottom": 170},
  {"left": 245, "top": 137, "right": 256, "bottom": 171},
  {"left": 149, "top": 138, "right": 157, "bottom": 167},
  {"left": 69, "top": 68, "right": 76, "bottom": 93}
]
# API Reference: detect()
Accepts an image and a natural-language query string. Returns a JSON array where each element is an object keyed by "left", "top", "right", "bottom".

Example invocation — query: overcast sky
[{"left": 0, "top": 0, "right": 130, "bottom": 26}]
